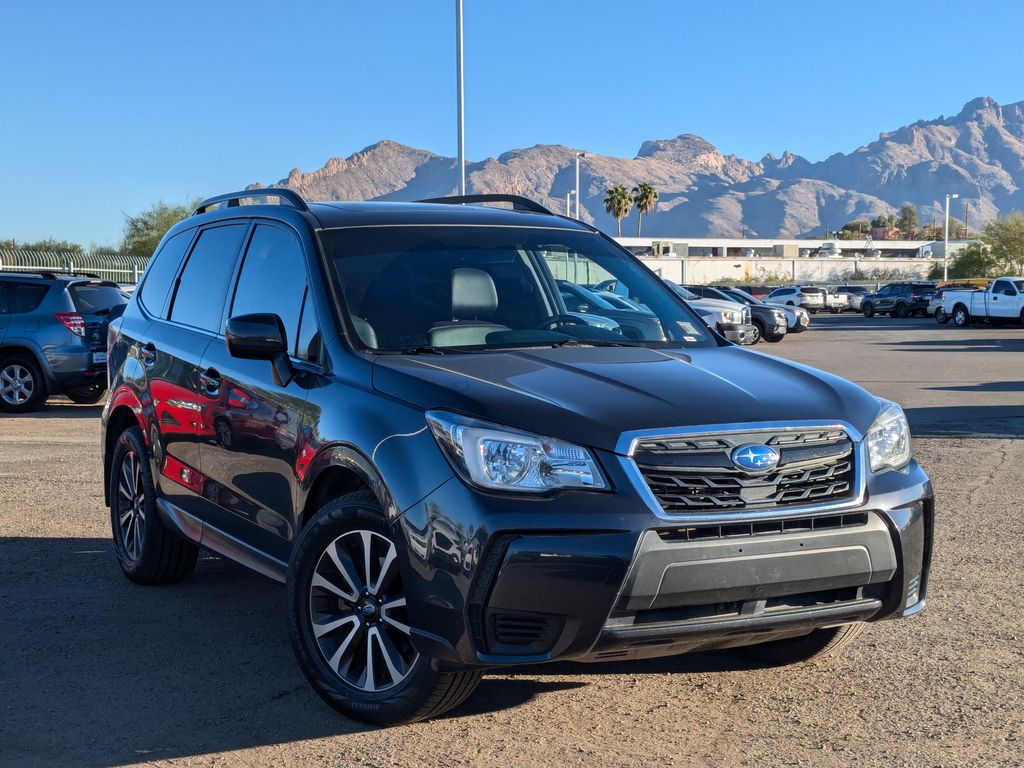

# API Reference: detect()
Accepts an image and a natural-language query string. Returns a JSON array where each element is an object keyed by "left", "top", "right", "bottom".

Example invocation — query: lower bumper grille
[{"left": 634, "top": 428, "right": 857, "bottom": 513}]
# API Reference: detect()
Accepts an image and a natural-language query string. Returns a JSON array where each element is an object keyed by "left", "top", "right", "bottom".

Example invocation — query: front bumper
[
  {"left": 717, "top": 321, "right": 757, "bottom": 344},
  {"left": 397, "top": 455, "right": 933, "bottom": 668}
]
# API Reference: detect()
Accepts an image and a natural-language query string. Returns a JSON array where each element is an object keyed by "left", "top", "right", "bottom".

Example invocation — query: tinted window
[
  {"left": 230, "top": 224, "right": 307, "bottom": 349},
  {"left": 992, "top": 280, "right": 1011, "bottom": 294},
  {"left": 0, "top": 281, "right": 49, "bottom": 314},
  {"left": 170, "top": 224, "right": 247, "bottom": 333},
  {"left": 69, "top": 284, "right": 128, "bottom": 314},
  {"left": 140, "top": 230, "right": 194, "bottom": 318}
]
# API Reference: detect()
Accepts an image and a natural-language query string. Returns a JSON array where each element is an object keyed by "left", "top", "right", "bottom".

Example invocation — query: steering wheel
[{"left": 535, "top": 314, "right": 588, "bottom": 331}]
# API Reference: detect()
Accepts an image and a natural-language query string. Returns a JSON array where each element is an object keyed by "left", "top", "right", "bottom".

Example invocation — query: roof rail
[
  {"left": 417, "top": 194, "right": 554, "bottom": 215},
  {"left": 193, "top": 188, "right": 309, "bottom": 216},
  {"left": 0, "top": 269, "right": 58, "bottom": 280}
]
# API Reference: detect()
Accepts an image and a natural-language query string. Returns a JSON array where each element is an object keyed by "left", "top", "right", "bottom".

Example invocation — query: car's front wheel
[
  {"left": 287, "top": 490, "right": 481, "bottom": 724},
  {"left": 749, "top": 320, "right": 763, "bottom": 344},
  {"left": 862, "top": 303, "right": 875, "bottom": 318},
  {"left": 109, "top": 426, "right": 199, "bottom": 584},
  {"left": 733, "top": 622, "right": 866, "bottom": 666}
]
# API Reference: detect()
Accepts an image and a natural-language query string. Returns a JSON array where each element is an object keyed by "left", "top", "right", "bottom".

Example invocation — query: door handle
[
  {"left": 199, "top": 368, "right": 221, "bottom": 397},
  {"left": 139, "top": 342, "right": 157, "bottom": 366}
]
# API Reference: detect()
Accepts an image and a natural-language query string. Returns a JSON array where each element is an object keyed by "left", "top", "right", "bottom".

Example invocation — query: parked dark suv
[
  {"left": 101, "top": 190, "right": 933, "bottom": 725},
  {"left": 0, "top": 271, "right": 127, "bottom": 412},
  {"left": 861, "top": 282, "right": 937, "bottom": 318}
]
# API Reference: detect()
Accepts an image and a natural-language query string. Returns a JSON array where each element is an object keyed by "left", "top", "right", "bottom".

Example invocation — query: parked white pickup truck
[{"left": 940, "top": 277, "right": 1024, "bottom": 327}]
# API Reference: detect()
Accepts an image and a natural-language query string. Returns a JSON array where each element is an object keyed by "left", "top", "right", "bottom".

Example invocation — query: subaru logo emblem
[{"left": 731, "top": 443, "right": 780, "bottom": 472}]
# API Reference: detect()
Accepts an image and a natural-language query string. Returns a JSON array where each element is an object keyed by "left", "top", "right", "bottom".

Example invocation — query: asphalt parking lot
[{"left": 1, "top": 314, "right": 1022, "bottom": 768}]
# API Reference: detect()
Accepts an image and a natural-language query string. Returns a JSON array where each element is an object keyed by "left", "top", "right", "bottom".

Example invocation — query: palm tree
[
  {"left": 604, "top": 184, "right": 632, "bottom": 237},
  {"left": 631, "top": 181, "right": 659, "bottom": 236}
]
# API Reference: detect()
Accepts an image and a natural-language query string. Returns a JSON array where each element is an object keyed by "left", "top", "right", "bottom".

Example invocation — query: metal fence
[{"left": 0, "top": 250, "right": 150, "bottom": 284}]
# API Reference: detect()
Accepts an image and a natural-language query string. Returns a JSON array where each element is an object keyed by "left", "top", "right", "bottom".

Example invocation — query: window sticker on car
[{"left": 678, "top": 321, "right": 701, "bottom": 335}]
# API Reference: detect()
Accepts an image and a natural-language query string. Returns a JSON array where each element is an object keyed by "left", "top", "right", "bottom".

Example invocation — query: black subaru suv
[
  {"left": 101, "top": 190, "right": 933, "bottom": 725},
  {"left": 861, "top": 282, "right": 937, "bottom": 318}
]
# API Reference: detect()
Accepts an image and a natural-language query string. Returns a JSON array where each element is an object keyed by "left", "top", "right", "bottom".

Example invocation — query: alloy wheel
[
  {"left": 116, "top": 450, "right": 146, "bottom": 560},
  {"left": 0, "top": 364, "right": 34, "bottom": 406},
  {"left": 309, "top": 530, "right": 418, "bottom": 692}
]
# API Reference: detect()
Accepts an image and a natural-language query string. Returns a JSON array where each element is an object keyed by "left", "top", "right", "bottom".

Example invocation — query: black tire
[
  {"left": 894, "top": 302, "right": 909, "bottom": 318},
  {"left": 750, "top": 320, "right": 764, "bottom": 344},
  {"left": 286, "top": 490, "right": 481, "bottom": 725},
  {"left": 862, "top": 303, "right": 874, "bottom": 318},
  {"left": 764, "top": 332, "right": 786, "bottom": 343},
  {"left": 952, "top": 305, "right": 971, "bottom": 327},
  {"left": 109, "top": 426, "right": 198, "bottom": 584},
  {"left": 0, "top": 353, "right": 47, "bottom": 413},
  {"left": 733, "top": 623, "right": 867, "bottom": 666},
  {"left": 934, "top": 306, "right": 949, "bottom": 325},
  {"left": 65, "top": 383, "right": 107, "bottom": 405}
]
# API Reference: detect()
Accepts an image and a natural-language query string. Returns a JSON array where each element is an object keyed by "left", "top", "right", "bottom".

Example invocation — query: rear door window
[
  {"left": 69, "top": 283, "right": 128, "bottom": 315},
  {"left": 230, "top": 224, "right": 308, "bottom": 352},
  {"left": 169, "top": 224, "right": 247, "bottom": 333},
  {"left": 139, "top": 230, "right": 195, "bottom": 319},
  {"left": 0, "top": 281, "right": 49, "bottom": 314}
]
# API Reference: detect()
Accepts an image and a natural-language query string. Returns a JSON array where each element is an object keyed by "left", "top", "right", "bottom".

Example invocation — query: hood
[
  {"left": 372, "top": 346, "right": 882, "bottom": 453},
  {"left": 688, "top": 297, "right": 742, "bottom": 313}
]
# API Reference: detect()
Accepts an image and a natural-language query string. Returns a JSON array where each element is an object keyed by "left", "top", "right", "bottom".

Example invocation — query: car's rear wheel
[
  {"left": 935, "top": 306, "right": 949, "bottom": 324},
  {"left": 109, "top": 426, "right": 199, "bottom": 584},
  {"left": 66, "top": 383, "right": 106, "bottom": 404},
  {"left": 287, "top": 490, "right": 481, "bottom": 724},
  {"left": 894, "top": 302, "right": 909, "bottom": 318},
  {"left": 952, "top": 305, "right": 971, "bottom": 327},
  {"left": 733, "top": 622, "right": 867, "bottom": 666},
  {"left": 862, "top": 303, "right": 874, "bottom": 318},
  {"left": 0, "top": 354, "right": 47, "bottom": 413}
]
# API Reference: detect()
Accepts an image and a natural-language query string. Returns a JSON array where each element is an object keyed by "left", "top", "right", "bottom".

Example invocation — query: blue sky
[{"left": 2, "top": 0, "right": 1021, "bottom": 246}]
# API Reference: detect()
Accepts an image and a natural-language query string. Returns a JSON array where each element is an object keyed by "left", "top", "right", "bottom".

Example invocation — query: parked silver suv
[{"left": 0, "top": 271, "right": 127, "bottom": 412}]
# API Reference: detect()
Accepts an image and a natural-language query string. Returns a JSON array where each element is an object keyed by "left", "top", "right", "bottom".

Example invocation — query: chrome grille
[{"left": 633, "top": 428, "right": 856, "bottom": 513}]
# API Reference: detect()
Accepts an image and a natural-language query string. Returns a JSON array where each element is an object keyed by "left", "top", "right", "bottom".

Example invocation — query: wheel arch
[
  {"left": 298, "top": 443, "right": 399, "bottom": 530},
  {"left": 103, "top": 392, "right": 147, "bottom": 506}
]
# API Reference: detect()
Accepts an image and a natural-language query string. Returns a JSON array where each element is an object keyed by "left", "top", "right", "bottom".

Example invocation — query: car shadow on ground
[
  {"left": 905, "top": 404, "right": 1024, "bottom": 438},
  {"left": 4, "top": 401, "right": 105, "bottom": 419},
  {"left": 1, "top": 535, "right": 741, "bottom": 765},
  {"left": 878, "top": 336, "right": 1024, "bottom": 352}
]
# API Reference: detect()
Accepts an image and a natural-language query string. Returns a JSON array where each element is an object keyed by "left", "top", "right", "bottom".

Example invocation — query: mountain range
[{"left": 250, "top": 96, "right": 1024, "bottom": 238}]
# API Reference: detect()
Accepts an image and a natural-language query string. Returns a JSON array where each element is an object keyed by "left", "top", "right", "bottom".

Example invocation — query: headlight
[
  {"left": 771, "top": 309, "right": 786, "bottom": 321},
  {"left": 721, "top": 309, "right": 742, "bottom": 324},
  {"left": 866, "top": 402, "right": 911, "bottom": 472},
  {"left": 426, "top": 412, "right": 608, "bottom": 493}
]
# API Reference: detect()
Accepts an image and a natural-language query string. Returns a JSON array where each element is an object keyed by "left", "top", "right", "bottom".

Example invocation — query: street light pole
[
  {"left": 943, "top": 192, "right": 959, "bottom": 282},
  {"left": 574, "top": 152, "right": 586, "bottom": 219},
  {"left": 455, "top": 0, "right": 466, "bottom": 196}
]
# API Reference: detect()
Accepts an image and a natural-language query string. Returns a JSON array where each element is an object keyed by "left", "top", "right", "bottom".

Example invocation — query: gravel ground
[{"left": 1, "top": 315, "right": 1022, "bottom": 768}]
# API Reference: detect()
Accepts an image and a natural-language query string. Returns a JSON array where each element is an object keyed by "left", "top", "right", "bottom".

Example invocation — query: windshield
[
  {"left": 724, "top": 288, "right": 757, "bottom": 305},
  {"left": 321, "top": 226, "right": 716, "bottom": 351}
]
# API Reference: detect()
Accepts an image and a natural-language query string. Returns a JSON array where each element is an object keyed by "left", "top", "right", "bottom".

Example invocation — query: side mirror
[
  {"left": 577, "top": 303, "right": 591, "bottom": 313},
  {"left": 225, "top": 313, "right": 294, "bottom": 386}
]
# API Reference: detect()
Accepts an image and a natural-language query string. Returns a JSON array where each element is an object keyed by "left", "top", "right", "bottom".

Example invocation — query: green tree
[
  {"left": 0, "top": 237, "right": 84, "bottom": 253},
  {"left": 121, "top": 199, "right": 201, "bottom": 256},
  {"left": 871, "top": 213, "right": 898, "bottom": 229},
  {"left": 896, "top": 203, "right": 918, "bottom": 237},
  {"left": 631, "top": 181, "right": 658, "bottom": 236},
  {"left": 927, "top": 242, "right": 998, "bottom": 280},
  {"left": 983, "top": 210, "right": 1024, "bottom": 275},
  {"left": 604, "top": 184, "right": 632, "bottom": 237}
]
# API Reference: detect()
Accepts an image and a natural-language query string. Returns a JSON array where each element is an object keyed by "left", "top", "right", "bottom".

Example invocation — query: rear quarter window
[
  {"left": 0, "top": 281, "right": 50, "bottom": 314},
  {"left": 139, "top": 230, "right": 195, "bottom": 319}
]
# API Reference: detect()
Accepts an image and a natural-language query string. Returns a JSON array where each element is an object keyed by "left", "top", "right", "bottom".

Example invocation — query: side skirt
[{"left": 155, "top": 498, "right": 287, "bottom": 583}]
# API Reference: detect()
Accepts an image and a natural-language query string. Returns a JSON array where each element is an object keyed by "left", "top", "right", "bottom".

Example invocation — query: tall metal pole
[
  {"left": 456, "top": 0, "right": 466, "bottom": 196},
  {"left": 943, "top": 193, "right": 956, "bottom": 282},
  {"left": 574, "top": 153, "right": 582, "bottom": 219}
]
